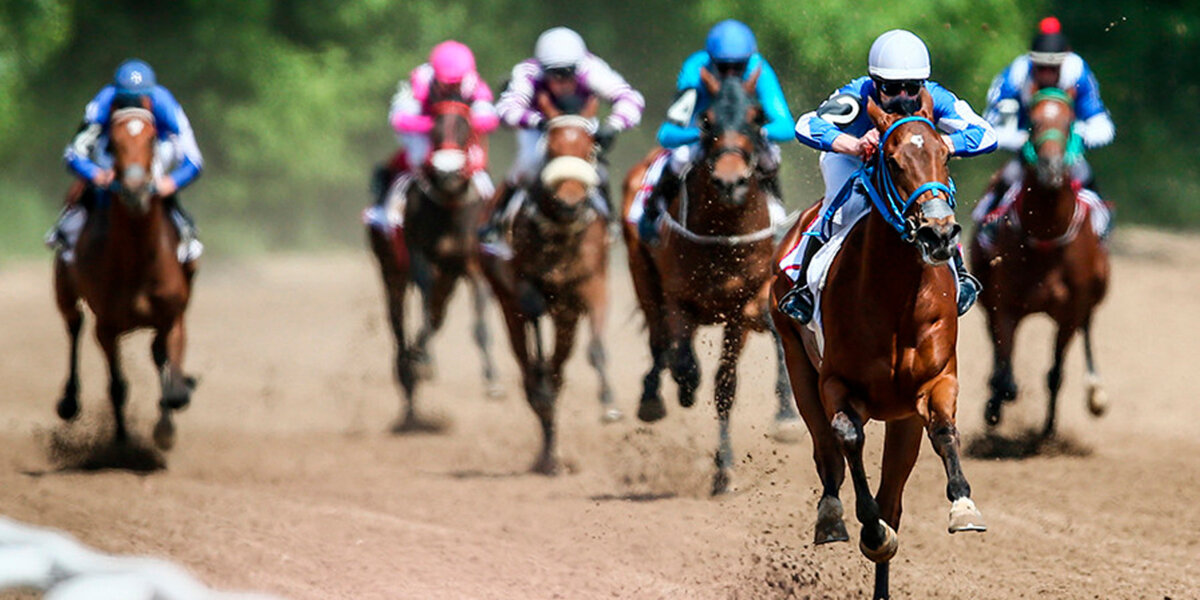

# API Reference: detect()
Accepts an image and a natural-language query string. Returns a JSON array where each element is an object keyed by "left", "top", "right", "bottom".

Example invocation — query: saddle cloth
[{"left": 973, "top": 184, "right": 1111, "bottom": 253}]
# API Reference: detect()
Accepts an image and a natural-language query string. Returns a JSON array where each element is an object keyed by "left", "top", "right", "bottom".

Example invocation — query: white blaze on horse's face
[
  {"left": 1043, "top": 102, "right": 1061, "bottom": 119},
  {"left": 126, "top": 119, "right": 145, "bottom": 137},
  {"left": 911, "top": 134, "right": 925, "bottom": 149}
]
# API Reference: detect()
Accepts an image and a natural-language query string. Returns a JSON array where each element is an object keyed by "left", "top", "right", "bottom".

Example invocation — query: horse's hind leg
[
  {"left": 927, "top": 376, "right": 986, "bottom": 534},
  {"left": 581, "top": 276, "right": 620, "bottom": 423},
  {"left": 1082, "top": 318, "right": 1107, "bottom": 417},
  {"left": 765, "top": 315, "right": 802, "bottom": 442},
  {"left": 468, "top": 273, "right": 503, "bottom": 398},
  {"left": 1043, "top": 322, "right": 1079, "bottom": 439},
  {"left": 866, "top": 417, "right": 924, "bottom": 600},
  {"left": 54, "top": 262, "right": 83, "bottom": 421},
  {"left": 984, "top": 310, "right": 1019, "bottom": 427},
  {"left": 96, "top": 324, "right": 129, "bottom": 442},
  {"left": 712, "top": 323, "right": 749, "bottom": 495},
  {"left": 151, "top": 317, "right": 191, "bottom": 450}
]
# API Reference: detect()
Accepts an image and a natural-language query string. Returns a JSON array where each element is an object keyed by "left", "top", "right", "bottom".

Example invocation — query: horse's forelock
[{"left": 710, "top": 75, "right": 758, "bottom": 135}]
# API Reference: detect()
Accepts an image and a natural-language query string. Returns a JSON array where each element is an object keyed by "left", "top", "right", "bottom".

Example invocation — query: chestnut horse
[
  {"left": 770, "top": 91, "right": 986, "bottom": 599},
  {"left": 971, "top": 87, "right": 1110, "bottom": 437},
  {"left": 367, "top": 97, "right": 500, "bottom": 431},
  {"left": 479, "top": 96, "right": 618, "bottom": 474},
  {"left": 54, "top": 107, "right": 196, "bottom": 451},
  {"left": 621, "top": 68, "right": 799, "bottom": 496}
]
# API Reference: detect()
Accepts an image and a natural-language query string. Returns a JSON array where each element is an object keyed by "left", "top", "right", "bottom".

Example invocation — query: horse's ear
[
  {"left": 700, "top": 67, "right": 721, "bottom": 96},
  {"left": 743, "top": 67, "right": 761, "bottom": 95},
  {"left": 917, "top": 87, "right": 934, "bottom": 120},
  {"left": 581, "top": 95, "right": 599, "bottom": 119},
  {"left": 537, "top": 92, "right": 560, "bottom": 119},
  {"left": 866, "top": 95, "right": 894, "bottom": 132}
]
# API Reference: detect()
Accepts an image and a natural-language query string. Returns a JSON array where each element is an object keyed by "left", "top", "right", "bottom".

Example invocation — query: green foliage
[{"left": 0, "top": 0, "right": 1193, "bottom": 258}]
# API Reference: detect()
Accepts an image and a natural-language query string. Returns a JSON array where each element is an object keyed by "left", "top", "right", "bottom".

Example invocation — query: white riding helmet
[
  {"left": 868, "top": 30, "right": 931, "bottom": 80},
  {"left": 534, "top": 27, "right": 587, "bottom": 70}
]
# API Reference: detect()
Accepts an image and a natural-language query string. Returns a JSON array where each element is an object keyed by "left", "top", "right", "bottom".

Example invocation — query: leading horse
[
  {"left": 770, "top": 91, "right": 986, "bottom": 599},
  {"left": 479, "top": 95, "right": 619, "bottom": 474},
  {"left": 367, "top": 96, "right": 501, "bottom": 431},
  {"left": 971, "top": 87, "right": 1110, "bottom": 437},
  {"left": 621, "top": 68, "right": 799, "bottom": 496},
  {"left": 54, "top": 107, "right": 196, "bottom": 451}
]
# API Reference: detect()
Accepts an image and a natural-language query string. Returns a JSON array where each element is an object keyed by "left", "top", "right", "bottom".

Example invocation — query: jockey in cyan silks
[
  {"left": 638, "top": 18, "right": 795, "bottom": 245},
  {"left": 778, "top": 29, "right": 998, "bottom": 325},
  {"left": 974, "top": 16, "right": 1115, "bottom": 226},
  {"left": 481, "top": 26, "right": 645, "bottom": 238},
  {"left": 49, "top": 59, "right": 204, "bottom": 263}
]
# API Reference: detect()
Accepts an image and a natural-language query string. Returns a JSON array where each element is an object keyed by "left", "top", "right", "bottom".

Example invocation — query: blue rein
[{"left": 810, "top": 116, "right": 956, "bottom": 242}]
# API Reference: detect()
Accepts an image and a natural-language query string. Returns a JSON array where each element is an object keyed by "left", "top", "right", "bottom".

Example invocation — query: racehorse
[
  {"left": 367, "top": 96, "right": 501, "bottom": 431},
  {"left": 770, "top": 91, "right": 986, "bottom": 599},
  {"left": 54, "top": 107, "right": 196, "bottom": 451},
  {"left": 479, "top": 94, "right": 618, "bottom": 474},
  {"left": 970, "top": 87, "right": 1110, "bottom": 437},
  {"left": 621, "top": 67, "right": 800, "bottom": 496}
]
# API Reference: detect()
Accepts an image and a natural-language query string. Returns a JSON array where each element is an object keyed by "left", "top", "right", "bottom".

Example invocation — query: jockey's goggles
[
  {"left": 712, "top": 60, "right": 748, "bottom": 76},
  {"left": 875, "top": 79, "right": 924, "bottom": 97},
  {"left": 544, "top": 66, "right": 576, "bottom": 80}
]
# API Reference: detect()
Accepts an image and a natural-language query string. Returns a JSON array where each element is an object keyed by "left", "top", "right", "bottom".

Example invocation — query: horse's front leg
[
  {"left": 712, "top": 322, "right": 749, "bottom": 495},
  {"left": 467, "top": 270, "right": 503, "bottom": 398},
  {"left": 151, "top": 316, "right": 192, "bottom": 450},
  {"left": 664, "top": 301, "right": 700, "bottom": 408},
  {"left": 54, "top": 262, "right": 84, "bottom": 421},
  {"left": 984, "top": 309, "right": 1019, "bottom": 427},
  {"left": 96, "top": 323, "right": 129, "bottom": 443},
  {"left": 1043, "top": 320, "right": 1079, "bottom": 439},
  {"left": 926, "top": 375, "right": 987, "bottom": 534},
  {"left": 579, "top": 274, "right": 620, "bottom": 423},
  {"left": 1081, "top": 317, "right": 1107, "bottom": 417},
  {"left": 825, "top": 392, "right": 896, "bottom": 565}
]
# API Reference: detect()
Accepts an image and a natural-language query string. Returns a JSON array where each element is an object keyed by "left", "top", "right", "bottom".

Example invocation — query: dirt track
[{"left": 2, "top": 227, "right": 1199, "bottom": 599}]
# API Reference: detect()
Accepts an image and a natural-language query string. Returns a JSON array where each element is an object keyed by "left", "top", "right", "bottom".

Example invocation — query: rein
[{"left": 811, "top": 116, "right": 956, "bottom": 243}]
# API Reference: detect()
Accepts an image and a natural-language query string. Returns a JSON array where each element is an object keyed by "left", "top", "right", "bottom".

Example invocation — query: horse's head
[
  {"left": 697, "top": 67, "right": 764, "bottom": 204},
  {"left": 1024, "top": 87, "right": 1077, "bottom": 189},
  {"left": 425, "top": 99, "right": 476, "bottom": 198},
  {"left": 867, "top": 89, "right": 959, "bottom": 265},
  {"left": 108, "top": 107, "right": 158, "bottom": 214},
  {"left": 535, "top": 92, "right": 600, "bottom": 222}
]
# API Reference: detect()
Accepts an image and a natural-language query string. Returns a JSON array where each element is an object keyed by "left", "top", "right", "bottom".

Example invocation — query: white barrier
[{"left": 0, "top": 516, "right": 281, "bottom": 599}]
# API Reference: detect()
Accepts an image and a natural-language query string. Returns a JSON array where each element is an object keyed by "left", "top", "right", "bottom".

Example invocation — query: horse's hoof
[
  {"left": 484, "top": 382, "right": 506, "bottom": 400},
  {"left": 413, "top": 358, "right": 435, "bottom": 382},
  {"left": 637, "top": 394, "right": 666, "bottom": 422},
  {"left": 711, "top": 468, "right": 738, "bottom": 496},
  {"left": 948, "top": 497, "right": 987, "bottom": 533},
  {"left": 678, "top": 388, "right": 697, "bottom": 409},
  {"left": 860, "top": 520, "right": 899, "bottom": 563},
  {"left": 1086, "top": 383, "right": 1108, "bottom": 417},
  {"left": 814, "top": 496, "right": 850, "bottom": 545},
  {"left": 984, "top": 399, "right": 1003, "bottom": 427},
  {"left": 391, "top": 414, "right": 448, "bottom": 434},
  {"left": 56, "top": 397, "right": 80, "bottom": 421},
  {"left": 600, "top": 406, "right": 624, "bottom": 424},
  {"left": 153, "top": 412, "right": 177, "bottom": 451},
  {"left": 531, "top": 453, "right": 563, "bottom": 476},
  {"left": 770, "top": 416, "right": 805, "bottom": 444},
  {"left": 161, "top": 390, "right": 191, "bottom": 412}
]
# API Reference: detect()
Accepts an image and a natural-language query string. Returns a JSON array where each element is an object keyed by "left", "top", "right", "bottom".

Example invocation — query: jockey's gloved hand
[
  {"left": 595, "top": 122, "right": 618, "bottom": 156},
  {"left": 637, "top": 206, "right": 660, "bottom": 246},
  {"left": 536, "top": 118, "right": 550, "bottom": 132}
]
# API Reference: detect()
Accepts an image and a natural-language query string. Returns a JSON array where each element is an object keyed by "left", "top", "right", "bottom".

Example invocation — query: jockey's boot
[
  {"left": 954, "top": 245, "right": 982, "bottom": 316},
  {"left": 479, "top": 184, "right": 518, "bottom": 243},
  {"left": 777, "top": 237, "right": 824, "bottom": 325},
  {"left": 638, "top": 167, "right": 681, "bottom": 246},
  {"left": 371, "top": 163, "right": 392, "bottom": 205}
]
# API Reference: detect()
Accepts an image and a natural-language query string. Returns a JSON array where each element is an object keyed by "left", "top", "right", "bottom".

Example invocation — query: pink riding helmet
[{"left": 429, "top": 40, "right": 476, "bottom": 85}]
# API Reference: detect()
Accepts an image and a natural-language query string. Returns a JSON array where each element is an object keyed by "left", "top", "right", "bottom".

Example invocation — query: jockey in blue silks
[
  {"left": 976, "top": 16, "right": 1115, "bottom": 219},
  {"left": 638, "top": 19, "right": 795, "bottom": 244},
  {"left": 778, "top": 30, "right": 998, "bottom": 325},
  {"left": 50, "top": 59, "right": 204, "bottom": 262}
]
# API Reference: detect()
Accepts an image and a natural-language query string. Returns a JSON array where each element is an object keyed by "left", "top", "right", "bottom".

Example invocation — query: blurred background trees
[{"left": 0, "top": 0, "right": 1193, "bottom": 256}]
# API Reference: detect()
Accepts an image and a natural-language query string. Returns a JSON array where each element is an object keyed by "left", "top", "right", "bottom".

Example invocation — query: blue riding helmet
[
  {"left": 114, "top": 59, "right": 156, "bottom": 97},
  {"left": 705, "top": 19, "right": 757, "bottom": 63}
]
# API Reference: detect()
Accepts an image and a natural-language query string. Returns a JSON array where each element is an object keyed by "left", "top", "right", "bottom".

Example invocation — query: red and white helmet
[{"left": 429, "top": 40, "right": 476, "bottom": 85}]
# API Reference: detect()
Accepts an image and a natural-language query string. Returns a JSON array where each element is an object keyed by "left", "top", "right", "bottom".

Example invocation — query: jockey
[
  {"left": 483, "top": 26, "right": 645, "bottom": 233},
  {"left": 51, "top": 59, "right": 204, "bottom": 261},
  {"left": 377, "top": 40, "right": 499, "bottom": 201},
  {"left": 779, "top": 30, "right": 998, "bottom": 324},
  {"left": 977, "top": 16, "right": 1114, "bottom": 215},
  {"left": 638, "top": 19, "right": 795, "bottom": 245}
]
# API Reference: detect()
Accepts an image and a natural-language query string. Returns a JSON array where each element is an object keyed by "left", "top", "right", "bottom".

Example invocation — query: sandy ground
[{"left": 2, "top": 227, "right": 1199, "bottom": 599}]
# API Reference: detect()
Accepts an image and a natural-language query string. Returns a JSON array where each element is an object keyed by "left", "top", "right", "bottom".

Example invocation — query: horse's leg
[
  {"left": 411, "top": 259, "right": 438, "bottom": 381},
  {"left": 712, "top": 322, "right": 749, "bottom": 495},
  {"left": 151, "top": 316, "right": 191, "bottom": 450},
  {"left": 927, "top": 377, "right": 987, "bottom": 534},
  {"left": 665, "top": 304, "right": 700, "bottom": 408},
  {"left": 580, "top": 275, "right": 620, "bottom": 423},
  {"left": 637, "top": 312, "right": 671, "bottom": 423},
  {"left": 96, "top": 323, "right": 129, "bottom": 442},
  {"left": 468, "top": 272, "right": 503, "bottom": 398},
  {"left": 1043, "top": 321, "right": 1079, "bottom": 439},
  {"left": 765, "top": 314, "right": 802, "bottom": 442},
  {"left": 1082, "top": 317, "right": 1107, "bottom": 417},
  {"left": 828, "top": 398, "right": 897, "bottom": 564},
  {"left": 984, "top": 309, "right": 1019, "bottom": 426},
  {"left": 54, "top": 262, "right": 83, "bottom": 421},
  {"left": 772, "top": 310, "right": 848, "bottom": 544},
  {"left": 527, "top": 311, "right": 564, "bottom": 476}
]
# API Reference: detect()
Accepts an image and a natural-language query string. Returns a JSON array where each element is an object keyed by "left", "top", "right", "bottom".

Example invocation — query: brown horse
[
  {"left": 770, "top": 91, "right": 986, "bottom": 599},
  {"left": 621, "top": 68, "right": 799, "bottom": 496},
  {"left": 367, "top": 97, "right": 500, "bottom": 431},
  {"left": 479, "top": 95, "right": 618, "bottom": 474},
  {"left": 971, "top": 87, "right": 1110, "bottom": 437},
  {"left": 54, "top": 107, "right": 196, "bottom": 451}
]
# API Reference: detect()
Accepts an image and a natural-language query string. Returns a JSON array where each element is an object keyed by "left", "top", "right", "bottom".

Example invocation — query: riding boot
[
  {"left": 777, "top": 237, "right": 825, "bottom": 324},
  {"left": 638, "top": 167, "right": 681, "bottom": 245},
  {"left": 371, "top": 163, "right": 392, "bottom": 206},
  {"left": 479, "top": 184, "right": 518, "bottom": 243},
  {"left": 953, "top": 245, "right": 982, "bottom": 316}
]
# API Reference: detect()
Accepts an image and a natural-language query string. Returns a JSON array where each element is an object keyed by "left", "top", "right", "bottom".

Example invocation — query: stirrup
[{"left": 778, "top": 283, "right": 815, "bottom": 325}]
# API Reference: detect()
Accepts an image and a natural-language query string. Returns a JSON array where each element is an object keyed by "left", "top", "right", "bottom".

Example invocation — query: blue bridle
[{"left": 810, "top": 116, "right": 957, "bottom": 242}]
